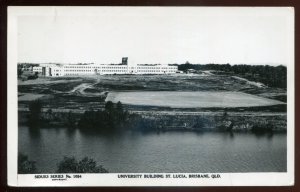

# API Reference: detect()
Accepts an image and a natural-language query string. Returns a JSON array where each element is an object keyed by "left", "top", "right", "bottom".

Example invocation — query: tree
[
  {"left": 77, "top": 157, "right": 108, "bottom": 173},
  {"left": 217, "top": 110, "right": 234, "bottom": 132},
  {"left": 77, "top": 101, "right": 130, "bottom": 132},
  {"left": 56, "top": 156, "right": 108, "bottom": 173},
  {"left": 105, "top": 101, "right": 114, "bottom": 113},
  {"left": 115, "top": 101, "right": 127, "bottom": 125},
  {"left": 104, "top": 101, "right": 116, "bottom": 128},
  {"left": 221, "top": 110, "right": 228, "bottom": 121},
  {"left": 56, "top": 156, "right": 77, "bottom": 173},
  {"left": 28, "top": 100, "right": 43, "bottom": 128},
  {"left": 116, "top": 101, "right": 123, "bottom": 112},
  {"left": 18, "top": 153, "right": 37, "bottom": 174},
  {"left": 17, "top": 68, "right": 23, "bottom": 78}
]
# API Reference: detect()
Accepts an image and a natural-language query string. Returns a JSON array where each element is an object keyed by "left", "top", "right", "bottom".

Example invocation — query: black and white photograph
[{"left": 7, "top": 6, "right": 294, "bottom": 186}]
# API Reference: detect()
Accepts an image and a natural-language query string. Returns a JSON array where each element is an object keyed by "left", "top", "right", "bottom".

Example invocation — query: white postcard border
[{"left": 7, "top": 6, "right": 295, "bottom": 187}]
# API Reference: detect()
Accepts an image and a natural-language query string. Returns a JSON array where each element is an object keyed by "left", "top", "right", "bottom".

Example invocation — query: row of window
[
  {"left": 63, "top": 70, "right": 176, "bottom": 73},
  {"left": 136, "top": 70, "right": 176, "bottom": 73},
  {"left": 34, "top": 69, "right": 177, "bottom": 73},
  {"left": 64, "top": 66, "right": 127, "bottom": 69},
  {"left": 137, "top": 67, "right": 165, "bottom": 69},
  {"left": 34, "top": 67, "right": 177, "bottom": 74},
  {"left": 65, "top": 74, "right": 81, "bottom": 76},
  {"left": 64, "top": 70, "right": 127, "bottom": 72},
  {"left": 63, "top": 70, "right": 177, "bottom": 75},
  {"left": 65, "top": 70, "right": 93, "bottom": 72},
  {"left": 64, "top": 66, "right": 92, "bottom": 69},
  {"left": 36, "top": 66, "right": 177, "bottom": 69}
]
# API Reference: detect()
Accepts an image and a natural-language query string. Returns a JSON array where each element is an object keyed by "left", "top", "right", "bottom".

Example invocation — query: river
[{"left": 18, "top": 126, "right": 286, "bottom": 173}]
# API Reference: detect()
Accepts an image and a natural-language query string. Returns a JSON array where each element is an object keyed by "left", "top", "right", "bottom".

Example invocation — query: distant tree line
[
  {"left": 18, "top": 63, "right": 39, "bottom": 79},
  {"left": 178, "top": 63, "right": 287, "bottom": 88}
]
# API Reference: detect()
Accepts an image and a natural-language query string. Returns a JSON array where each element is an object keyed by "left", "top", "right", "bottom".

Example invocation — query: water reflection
[
  {"left": 267, "top": 132, "right": 274, "bottom": 139},
  {"left": 28, "top": 127, "right": 40, "bottom": 138},
  {"left": 65, "top": 128, "right": 76, "bottom": 138},
  {"left": 253, "top": 132, "right": 274, "bottom": 139},
  {"left": 19, "top": 126, "right": 287, "bottom": 173}
]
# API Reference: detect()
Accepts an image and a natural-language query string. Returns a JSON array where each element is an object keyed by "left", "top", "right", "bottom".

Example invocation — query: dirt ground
[
  {"left": 18, "top": 73, "right": 286, "bottom": 112},
  {"left": 106, "top": 91, "right": 284, "bottom": 108}
]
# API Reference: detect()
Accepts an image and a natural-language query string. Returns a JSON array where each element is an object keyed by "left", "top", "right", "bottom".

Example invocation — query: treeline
[
  {"left": 18, "top": 63, "right": 39, "bottom": 79},
  {"left": 26, "top": 100, "right": 152, "bottom": 133},
  {"left": 178, "top": 63, "right": 287, "bottom": 88},
  {"left": 18, "top": 153, "right": 108, "bottom": 174},
  {"left": 75, "top": 101, "right": 160, "bottom": 133},
  {"left": 26, "top": 100, "right": 285, "bottom": 134},
  {"left": 77, "top": 101, "right": 130, "bottom": 133},
  {"left": 26, "top": 100, "right": 76, "bottom": 128}
]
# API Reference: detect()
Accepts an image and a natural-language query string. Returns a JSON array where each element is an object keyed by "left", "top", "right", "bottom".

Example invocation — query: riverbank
[{"left": 18, "top": 109, "right": 286, "bottom": 134}]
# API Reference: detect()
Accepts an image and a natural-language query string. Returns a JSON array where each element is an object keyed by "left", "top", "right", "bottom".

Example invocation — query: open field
[
  {"left": 106, "top": 91, "right": 284, "bottom": 108},
  {"left": 18, "top": 74, "right": 287, "bottom": 94},
  {"left": 18, "top": 73, "right": 286, "bottom": 112},
  {"left": 17, "top": 73, "right": 287, "bottom": 133},
  {"left": 18, "top": 93, "right": 45, "bottom": 101}
]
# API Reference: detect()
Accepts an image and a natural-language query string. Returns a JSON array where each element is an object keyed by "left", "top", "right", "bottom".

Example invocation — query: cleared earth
[
  {"left": 18, "top": 74, "right": 287, "bottom": 111},
  {"left": 106, "top": 91, "right": 284, "bottom": 108}
]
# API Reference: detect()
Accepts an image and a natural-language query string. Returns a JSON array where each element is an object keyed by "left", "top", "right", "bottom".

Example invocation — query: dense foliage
[
  {"left": 178, "top": 63, "right": 287, "bottom": 88},
  {"left": 251, "top": 121, "right": 273, "bottom": 134},
  {"left": 56, "top": 156, "right": 108, "bottom": 173},
  {"left": 27, "top": 100, "right": 43, "bottom": 128},
  {"left": 18, "top": 153, "right": 37, "bottom": 174},
  {"left": 78, "top": 101, "right": 130, "bottom": 132},
  {"left": 18, "top": 153, "right": 109, "bottom": 174}
]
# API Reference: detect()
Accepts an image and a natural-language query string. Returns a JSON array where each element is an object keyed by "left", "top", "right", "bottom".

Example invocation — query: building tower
[{"left": 122, "top": 57, "right": 128, "bottom": 65}]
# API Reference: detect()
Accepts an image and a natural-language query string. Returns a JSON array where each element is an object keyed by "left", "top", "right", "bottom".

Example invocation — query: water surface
[{"left": 19, "top": 126, "right": 286, "bottom": 173}]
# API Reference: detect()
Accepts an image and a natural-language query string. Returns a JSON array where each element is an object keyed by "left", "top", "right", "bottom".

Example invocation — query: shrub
[
  {"left": 251, "top": 121, "right": 273, "bottom": 133},
  {"left": 18, "top": 153, "right": 37, "bottom": 174},
  {"left": 56, "top": 156, "right": 108, "bottom": 173}
]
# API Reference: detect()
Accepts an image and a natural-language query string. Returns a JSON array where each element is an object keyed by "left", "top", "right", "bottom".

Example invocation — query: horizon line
[{"left": 17, "top": 62, "right": 286, "bottom": 66}]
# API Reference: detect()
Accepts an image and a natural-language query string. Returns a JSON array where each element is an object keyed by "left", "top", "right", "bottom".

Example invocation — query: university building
[{"left": 33, "top": 57, "right": 178, "bottom": 77}]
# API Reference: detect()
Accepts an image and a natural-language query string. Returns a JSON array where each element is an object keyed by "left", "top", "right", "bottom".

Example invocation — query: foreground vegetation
[
  {"left": 56, "top": 156, "right": 108, "bottom": 173},
  {"left": 18, "top": 153, "right": 37, "bottom": 174},
  {"left": 18, "top": 153, "right": 108, "bottom": 174}
]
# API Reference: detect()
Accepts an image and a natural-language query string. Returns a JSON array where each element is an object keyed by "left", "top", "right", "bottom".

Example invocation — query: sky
[{"left": 17, "top": 7, "right": 293, "bottom": 65}]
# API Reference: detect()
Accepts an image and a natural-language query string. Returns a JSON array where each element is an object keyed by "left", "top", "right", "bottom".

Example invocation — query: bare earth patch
[
  {"left": 106, "top": 91, "right": 285, "bottom": 108},
  {"left": 18, "top": 93, "right": 45, "bottom": 101}
]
